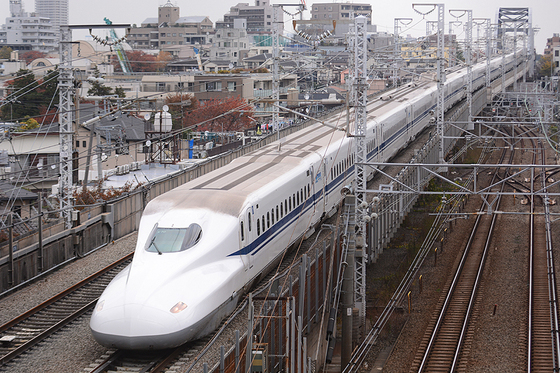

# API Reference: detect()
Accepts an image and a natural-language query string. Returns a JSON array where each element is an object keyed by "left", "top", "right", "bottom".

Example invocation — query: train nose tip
[{"left": 91, "top": 303, "right": 184, "bottom": 349}]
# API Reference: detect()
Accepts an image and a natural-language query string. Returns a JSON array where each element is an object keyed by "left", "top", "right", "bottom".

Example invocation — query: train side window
[
  {"left": 296, "top": 192, "right": 300, "bottom": 206},
  {"left": 271, "top": 209, "right": 274, "bottom": 224},
  {"left": 276, "top": 206, "right": 279, "bottom": 220},
  {"left": 267, "top": 212, "right": 270, "bottom": 228},
  {"left": 240, "top": 221, "right": 245, "bottom": 241},
  {"left": 248, "top": 213, "right": 252, "bottom": 231},
  {"left": 307, "top": 184, "right": 310, "bottom": 196},
  {"left": 257, "top": 219, "right": 261, "bottom": 235},
  {"left": 285, "top": 199, "right": 288, "bottom": 214},
  {"left": 262, "top": 216, "right": 265, "bottom": 231},
  {"left": 300, "top": 189, "right": 303, "bottom": 203},
  {"left": 293, "top": 194, "right": 296, "bottom": 208},
  {"left": 289, "top": 197, "right": 292, "bottom": 211},
  {"left": 280, "top": 202, "right": 283, "bottom": 218}
]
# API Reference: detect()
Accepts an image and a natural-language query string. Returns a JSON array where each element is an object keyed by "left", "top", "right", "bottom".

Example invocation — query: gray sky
[{"left": 2, "top": 0, "right": 556, "bottom": 53}]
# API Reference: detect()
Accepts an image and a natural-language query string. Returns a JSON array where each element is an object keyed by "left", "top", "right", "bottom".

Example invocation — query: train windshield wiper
[{"left": 149, "top": 236, "right": 163, "bottom": 255}]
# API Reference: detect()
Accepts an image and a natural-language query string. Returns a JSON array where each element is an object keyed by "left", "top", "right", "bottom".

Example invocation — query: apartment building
[
  {"left": 310, "top": 2, "right": 373, "bottom": 36},
  {"left": 0, "top": 0, "right": 57, "bottom": 52},
  {"left": 127, "top": 1, "right": 213, "bottom": 50},
  {"left": 215, "top": 0, "right": 282, "bottom": 34}
]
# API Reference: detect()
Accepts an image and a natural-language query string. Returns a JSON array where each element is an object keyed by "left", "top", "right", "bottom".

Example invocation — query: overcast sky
[{"left": 2, "top": 0, "right": 555, "bottom": 53}]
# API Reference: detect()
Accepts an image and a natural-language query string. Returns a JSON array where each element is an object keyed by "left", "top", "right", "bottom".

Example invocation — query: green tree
[
  {"left": 87, "top": 67, "right": 113, "bottom": 96},
  {"left": 1, "top": 69, "right": 41, "bottom": 121},
  {"left": 16, "top": 117, "right": 40, "bottom": 132},
  {"left": 114, "top": 86, "right": 126, "bottom": 98},
  {"left": 537, "top": 54, "right": 553, "bottom": 77},
  {"left": 37, "top": 69, "right": 59, "bottom": 106}
]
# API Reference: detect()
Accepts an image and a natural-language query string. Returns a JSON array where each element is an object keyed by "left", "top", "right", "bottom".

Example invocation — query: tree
[
  {"left": 537, "top": 54, "right": 553, "bottom": 77},
  {"left": 16, "top": 117, "right": 40, "bottom": 132},
  {"left": 114, "top": 87, "right": 126, "bottom": 98},
  {"left": 87, "top": 67, "right": 114, "bottom": 96},
  {"left": 164, "top": 93, "right": 199, "bottom": 130},
  {"left": 155, "top": 51, "right": 173, "bottom": 72},
  {"left": 1, "top": 69, "right": 41, "bottom": 121},
  {"left": 0, "top": 46, "right": 13, "bottom": 59},
  {"left": 20, "top": 50, "right": 47, "bottom": 64},
  {"left": 182, "top": 96, "right": 254, "bottom": 133},
  {"left": 113, "top": 50, "right": 159, "bottom": 73},
  {"left": 37, "top": 69, "right": 59, "bottom": 106}
]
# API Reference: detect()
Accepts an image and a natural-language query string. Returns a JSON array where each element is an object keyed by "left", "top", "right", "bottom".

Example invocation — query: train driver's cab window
[{"left": 145, "top": 224, "right": 202, "bottom": 253}]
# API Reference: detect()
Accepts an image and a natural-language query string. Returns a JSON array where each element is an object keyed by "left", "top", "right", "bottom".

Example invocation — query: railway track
[
  {"left": 86, "top": 339, "right": 210, "bottom": 373},
  {"left": 411, "top": 134, "right": 514, "bottom": 372},
  {"left": 528, "top": 139, "right": 560, "bottom": 372},
  {"left": 0, "top": 253, "right": 133, "bottom": 367}
]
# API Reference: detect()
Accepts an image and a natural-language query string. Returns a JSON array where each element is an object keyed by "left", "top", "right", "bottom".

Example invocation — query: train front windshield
[{"left": 145, "top": 224, "right": 202, "bottom": 253}]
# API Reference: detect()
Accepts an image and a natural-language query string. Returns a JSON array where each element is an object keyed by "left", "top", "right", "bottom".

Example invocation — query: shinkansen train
[{"left": 90, "top": 51, "right": 527, "bottom": 349}]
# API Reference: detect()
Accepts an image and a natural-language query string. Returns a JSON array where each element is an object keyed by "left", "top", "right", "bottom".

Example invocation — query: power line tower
[
  {"left": 349, "top": 14, "right": 368, "bottom": 330},
  {"left": 497, "top": 7, "right": 534, "bottom": 78},
  {"left": 58, "top": 23, "right": 130, "bottom": 229}
]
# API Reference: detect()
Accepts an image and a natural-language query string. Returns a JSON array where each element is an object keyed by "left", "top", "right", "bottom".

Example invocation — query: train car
[{"left": 90, "top": 50, "right": 527, "bottom": 350}]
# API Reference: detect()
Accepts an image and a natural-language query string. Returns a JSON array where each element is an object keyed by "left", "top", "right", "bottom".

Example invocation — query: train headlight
[
  {"left": 170, "top": 301, "right": 188, "bottom": 314},
  {"left": 96, "top": 300, "right": 105, "bottom": 313}
]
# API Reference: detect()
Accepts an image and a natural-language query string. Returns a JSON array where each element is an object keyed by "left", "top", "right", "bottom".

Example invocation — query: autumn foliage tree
[
  {"left": 112, "top": 50, "right": 172, "bottom": 72},
  {"left": 20, "top": 50, "right": 47, "bottom": 64},
  {"left": 181, "top": 96, "right": 255, "bottom": 133},
  {"left": 164, "top": 93, "right": 199, "bottom": 130}
]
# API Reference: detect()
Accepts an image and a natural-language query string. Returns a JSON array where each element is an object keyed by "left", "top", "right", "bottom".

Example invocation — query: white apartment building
[
  {"left": 208, "top": 19, "right": 250, "bottom": 66},
  {"left": 0, "top": 0, "right": 57, "bottom": 52},
  {"left": 35, "top": 0, "right": 68, "bottom": 30}
]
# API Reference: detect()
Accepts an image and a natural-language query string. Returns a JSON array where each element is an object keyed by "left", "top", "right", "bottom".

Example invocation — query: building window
[
  {"left": 556, "top": 50, "right": 559, "bottom": 57},
  {"left": 157, "top": 82, "right": 166, "bottom": 92},
  {"left": 205, "top": 81, "right": 222, "bottom": 91},
  {"left": 228, "top": 81, "right": 236, "bottom": 91},
  {"left": 83, "top": 141, "right": 87, "bottom": 147}
]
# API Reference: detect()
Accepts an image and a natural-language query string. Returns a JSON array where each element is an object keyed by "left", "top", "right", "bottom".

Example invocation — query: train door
[
  {"left": 323, "top": 160, "right": 329, "bottom": 209},
  {"left": 310, "top": 165, "right": 324, "bottom": 219},
  {"left": 377, "top": 123, "right": 384, "bottom": 161},
  {"left": 240, "top": 207, "right": 254, "bottom": 271},
  {"left": 405, "top": 105, "right": 412, "bottom": 139},
  {"left": 245, "top": 207, "right": 255, "bottom": 243}
]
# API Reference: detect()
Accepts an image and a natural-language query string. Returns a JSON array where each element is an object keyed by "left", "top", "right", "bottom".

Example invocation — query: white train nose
[{"left": 91, "top": 302, "right": 188, "bottom": 349}]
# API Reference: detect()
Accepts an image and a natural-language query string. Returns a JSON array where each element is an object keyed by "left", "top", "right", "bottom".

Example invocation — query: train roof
[
  {"left": 146, "top": 79, "right": 441, "bottom": 217},
  {"left": 146, "top": 122, "right": 343, "bottom": 216}
]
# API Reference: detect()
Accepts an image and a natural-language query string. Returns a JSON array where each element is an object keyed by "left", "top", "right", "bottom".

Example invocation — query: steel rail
[
  {"left": 0, "top": 253, "right": 133, "bottom": 366},
  {"left": 418, "top": 133, "right": 512, "bottom": 372}
]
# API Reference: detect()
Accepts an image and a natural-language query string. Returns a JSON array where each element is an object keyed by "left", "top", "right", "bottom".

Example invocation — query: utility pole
[
  {"left": 341, "top": 195, "right": 356, "bottom": 370},
  {"left": 450, "top": 10, "right": 473, "bottom": 129},
  {"left": 393, "top": 18, "right": 413, "bottom": 88},
  {"left": 57, "top": 23, "right": 129, "bottom": 229},
  {"left": 350, "top": 14, "right": 367, "bottom": 334},
  {"left": 414, "top": 4, "right": 445, "bottom": 166},
  {"left": 58, "top": 26, "right": 74, "bottom": 229},
  {"left": 272, "top": 5, "right": 280, "bottom": 142}
]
